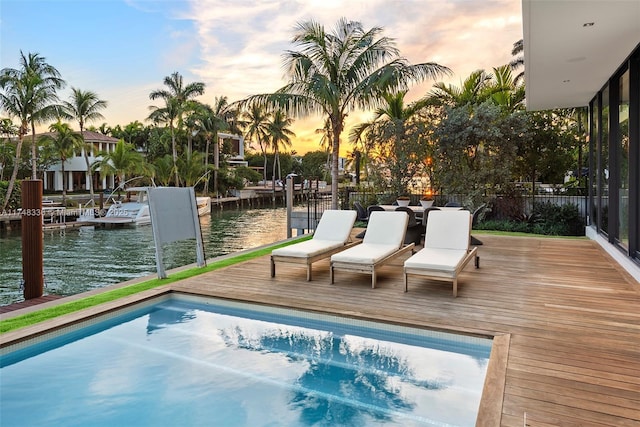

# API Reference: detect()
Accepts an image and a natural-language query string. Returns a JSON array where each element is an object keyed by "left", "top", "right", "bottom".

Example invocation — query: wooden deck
[
  {"left": 170, "top": 234, "right": 640, "bottom": 426},
  {"left": 2, "top": 233, "right": 638, "bottom": 425}
]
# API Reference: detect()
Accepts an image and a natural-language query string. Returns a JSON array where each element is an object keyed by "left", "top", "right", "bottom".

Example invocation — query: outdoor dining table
[{"left": 377, "top": 205, "right": 463, "bottom": 225}]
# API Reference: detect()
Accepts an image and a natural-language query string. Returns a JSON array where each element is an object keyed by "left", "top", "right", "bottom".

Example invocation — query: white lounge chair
[
  {"left": 404, "top": 210, "right": 479, "bottom": 297},
  {"left": 330, "top": 211, "right": 415, "bottom": 288},
  {"left": 270, "top": 209, "right": 359, "bottom": 281}
]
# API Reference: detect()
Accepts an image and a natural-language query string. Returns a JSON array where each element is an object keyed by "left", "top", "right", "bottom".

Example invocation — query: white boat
[
  {"left": 87, "top": 188, "right": 210, "bottom": 227},
  {"left": 196, "top": 196, "right": 211, "bottom": 217},
  {"left": 87, "top": 187, "right": 151, "bottom": 226}
]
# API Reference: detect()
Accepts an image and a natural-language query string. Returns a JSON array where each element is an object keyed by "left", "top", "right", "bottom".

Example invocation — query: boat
[
  {"left": 196, "top": 196, "right": 211, "bottom": 216},
  {"left": 86, "top": 188, "right": 210, "bottom": 227},
  {"left": 86, "top": 187, "right": 151, "bottom": 226}
]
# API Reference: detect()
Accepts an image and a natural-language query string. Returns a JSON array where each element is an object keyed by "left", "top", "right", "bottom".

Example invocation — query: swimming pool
[{"left": 1, "top": 295, "right": 492, "bottom": 426}]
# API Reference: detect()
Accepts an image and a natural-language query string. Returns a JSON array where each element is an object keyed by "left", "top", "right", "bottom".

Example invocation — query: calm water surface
[{"left": 0, "top": 208, "right": 289, "bottom": 306}]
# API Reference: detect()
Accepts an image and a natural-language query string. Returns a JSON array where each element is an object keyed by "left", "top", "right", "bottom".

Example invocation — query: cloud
[{"left": 4, "top": 0, "right": 522, "bottom": 154}]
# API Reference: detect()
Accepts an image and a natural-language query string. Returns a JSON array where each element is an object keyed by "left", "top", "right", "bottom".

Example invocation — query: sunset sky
[{"left": 1, "top": 0, "right": 523, "bottom": 154}]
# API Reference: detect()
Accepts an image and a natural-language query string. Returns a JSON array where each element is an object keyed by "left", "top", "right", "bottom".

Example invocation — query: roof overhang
[{"left": 523, "top": 0, "right": 640, "bottom": 111}]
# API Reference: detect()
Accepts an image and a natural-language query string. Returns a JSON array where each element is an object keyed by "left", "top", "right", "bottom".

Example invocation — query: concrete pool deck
[{"left": 2, "top": 233, "right": 639, "bottom": 426}]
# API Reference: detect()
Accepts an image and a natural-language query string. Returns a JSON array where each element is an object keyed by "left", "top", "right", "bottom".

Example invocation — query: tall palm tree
[
  {"left": 267, "top": 110, "right": 295, "bottom": 187},
  {"left": 0, "top": 51, "right": 65, "bottom": 209},
  {"left": 243, "top": 18, "right": 450, "bottom": 209},
  {"left": 147, "top": 97, "right": 181, "bottom": 185},
  {"left": 195, "top": 98, "right": 229, "bottom": 195},
  {"left": 243, "top": 104, "right": 271, "bottom": 186},
  {"left": 61, "top": 88, "right": 107, "bottom": 202},
  {"left": 148, "top": 72, "right": 205, "bottom": 186},
  {"left": 38, "top": 121, "right": 84, "bottom": 205}
]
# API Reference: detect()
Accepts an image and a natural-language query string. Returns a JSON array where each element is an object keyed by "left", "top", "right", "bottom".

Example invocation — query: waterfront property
[
  {"left": 2, "top": 233, "right": 638, "bottom": 425},
  {"left": 523, "top": 0, "right": 640, "bottom": 271},
  {"left": 42, "top": 130, "right": 120, "bottom": 192}
]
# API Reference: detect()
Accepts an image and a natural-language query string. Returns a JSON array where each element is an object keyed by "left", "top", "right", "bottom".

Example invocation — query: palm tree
[
  {"left": 267, "top": 110, "right": 295, "bottom": 188},
  {"left": 148, "top": 72, "right": 205, "bottom": 186},
  {"left": 422, "top": 69, "right": 493, "bottom": 108},
  {"left": 195, "top": 98, "right": 229, "bottom": 195},
  {"left": 351, "top": 90, "right": 429, "bottom": 195},
  {"left": 243, "top": 104, "right": 271, "bottom": 186},
  {"left": 0, "top": 51, "right": 65, "bottom": 209},
  {"left": 94, "top": 139, "right": 144, "bottom": 190},
  {"left": 177, "top": 151, "right": 205, "bottom": 188},
  {"left": 488, "top": 65, "right": 526, "bottom": 112},
  {"left": 510, "top": 39, "right": 525, "bottom": 86},
  {"left": 61, "top": 88, "right": 108, "bottom": 202},
  {"left": 242, "top": 18, "right": 450, "bottom": 209},
  {"left": 147, "top": 97, "right": 181, "bottom": 185},
  {"left": 151, "top": 154, "right": 175, "bottom": 187},
  {"left": 38, "top": 121, "right": 84, "bottom": 205}
]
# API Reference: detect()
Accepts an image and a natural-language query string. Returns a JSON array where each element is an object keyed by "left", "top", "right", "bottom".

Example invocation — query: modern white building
[
  {"left": 523, "top": 0, "right": 640, "bottom": 275},
  {"left": 42, "top": 130, "right": 119, "bottom": 192}
]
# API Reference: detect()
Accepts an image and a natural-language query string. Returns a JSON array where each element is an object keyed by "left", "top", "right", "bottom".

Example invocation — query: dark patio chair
[
  {"left": 395, "top": 206, "right": 423, "bottom": 246},
  {"left": 470, "top": 204, "right": 487, "bottom": 246},
  {"left": 353, "top": 201, "right": 368, "bottom": 222},
  {"left": 421, "top": 206, "right": 441, "bottom": 226}
]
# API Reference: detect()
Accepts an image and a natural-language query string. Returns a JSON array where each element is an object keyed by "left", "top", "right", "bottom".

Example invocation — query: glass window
[
  {"left": 590, "top": 99, "right": 599, "bottom": 227},
  {"left": 618, "top": 69, "right": 630, "bottom": 249},
  {"left": 600, "top": 86, "right": 610, "bottom": 234}
]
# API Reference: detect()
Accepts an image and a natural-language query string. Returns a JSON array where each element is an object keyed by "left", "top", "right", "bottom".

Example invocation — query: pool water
[{"left": 0, "top": 296, "right": 492, "bottom": 426}]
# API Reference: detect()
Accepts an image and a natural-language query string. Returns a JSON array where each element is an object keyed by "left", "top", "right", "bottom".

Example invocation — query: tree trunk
[
  {"left": 80, "top": 127, "right": 95, "bottom": 205},
  {"left": 204, "top": 137, "right": 210, "bottom": 195},
  {"left": 330, "top": 122, "right": 341, "bottom": 210},
  {"left": 171, "top": 123, "right": 179, "bottom": 186},
  {"left": 2, "top": 135, "right": 24, "bottom": 211},
  {"left": 30, "top": 123, "right": 37, "bottom": 179},
  {"left": 61, "top": 160, "right": 67, "bottom": 205},
  {"left": 213, "top": 138, "right": 219, "bottom": 197}
]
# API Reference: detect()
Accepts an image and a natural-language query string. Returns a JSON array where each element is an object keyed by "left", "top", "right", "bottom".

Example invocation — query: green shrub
[{"left": 477, "top": 202, "right": 584, "bottom": 236}]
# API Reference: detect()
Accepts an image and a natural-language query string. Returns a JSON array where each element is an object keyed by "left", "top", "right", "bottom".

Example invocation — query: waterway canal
[{"left": 0, "top": 208, "right": 289, "bottom": 306}]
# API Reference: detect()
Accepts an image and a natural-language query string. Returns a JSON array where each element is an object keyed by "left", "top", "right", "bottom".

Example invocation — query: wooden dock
[{"left": 2, "top": 233, "right": 639, "bottom": 425}]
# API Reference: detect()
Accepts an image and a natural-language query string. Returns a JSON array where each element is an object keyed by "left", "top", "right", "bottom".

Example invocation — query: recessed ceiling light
[
  {"left": 583, "top": 22, "right": 595, "bottom": 27},
  {"left": 563, "top": 80, "right": 571, "bottom": 83}
]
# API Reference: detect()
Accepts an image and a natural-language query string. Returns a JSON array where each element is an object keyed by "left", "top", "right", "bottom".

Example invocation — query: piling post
[
  {"left": 21, "top": 180, "right": 44, "bottom": 299},
  {"left": 286, "top": 176, "right": 294, "bottom": 238}
]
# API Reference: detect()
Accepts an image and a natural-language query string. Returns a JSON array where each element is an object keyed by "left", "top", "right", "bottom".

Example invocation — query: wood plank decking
[
  {"left": 170, "top": 234, "right": 640, "bottom": 426},
  {"left": 2, "top": 233, "right": 638, "bottom": 425}
]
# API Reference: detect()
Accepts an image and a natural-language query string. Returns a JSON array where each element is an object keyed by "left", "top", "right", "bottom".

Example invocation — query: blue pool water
[{"left": 0, "top": 296, "right": 492, "bottom": 426}]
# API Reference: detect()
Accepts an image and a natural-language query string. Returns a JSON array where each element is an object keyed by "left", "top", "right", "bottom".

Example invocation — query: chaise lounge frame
[
  {"left": 270, "top": 210, "right": 359, "bottom": 281},
  {"left": 404, "top": 210, "right": 479, "bottom": 297},
  {"left": 330, "top": 211, "right": 415, "bottom": 289}
]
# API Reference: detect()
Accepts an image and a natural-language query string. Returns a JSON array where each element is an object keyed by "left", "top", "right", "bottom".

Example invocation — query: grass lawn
[{"left": 0, "top": 236, "right": 311, "bottom": 334}]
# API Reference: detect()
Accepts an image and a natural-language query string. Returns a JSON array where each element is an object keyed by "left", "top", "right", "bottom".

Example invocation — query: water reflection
[
  {"left": 219, "top": 321, "right": 452, "bottom": 426},
  {"left": 0, "top": 208, "right": 288, "bottom": 305}
]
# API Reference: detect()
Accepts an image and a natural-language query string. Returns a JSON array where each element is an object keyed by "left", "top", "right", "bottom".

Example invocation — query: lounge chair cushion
[
  {"left": 313, "top": 209, "right": 358, "bottom": 242},
  {"left": 330, "top": 243, "right": 401, "bottom": 264},
  {"left": 404, "top": 247, "right": 467, "bottom": 272},
  {"left": 424, "top": 210, "right": 471, "bottom": 250},
  {"left": 362, "top": 211, "right": 408, "bottom": 247},
  {"left": 272, "top": 239, "right": 345, "bottom": 258}
]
